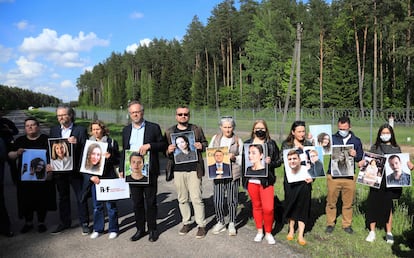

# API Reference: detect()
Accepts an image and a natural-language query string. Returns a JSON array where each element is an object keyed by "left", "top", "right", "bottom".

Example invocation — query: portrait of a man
[
  {"left": 207, "top": 148, "right": 231, "bottom": 179},
  {"left": 385, "top": 154, "right": 411, "bottom": 187}
]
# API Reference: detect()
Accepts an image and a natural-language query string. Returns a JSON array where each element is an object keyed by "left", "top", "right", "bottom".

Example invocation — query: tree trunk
[
  {"left": 239, "top": 48, "right": 243, "bottom": 109},
  {"left": 295, "top": 23, "right": 303, "bottom": 121},
  {"left": 319, "top": 30, "right": 324, "bottom": 117},
  {"left": 205, "top": 48, "right": 210, "bottom": 106},
  {"left": 405, "top": 0, "right": 412, "bottom": 125},
  {"left": 373, "top": 0, "right": 378, "bottom": 118},
  {"left": 214, "top": 56, "right": 219, "bottom": 110}
]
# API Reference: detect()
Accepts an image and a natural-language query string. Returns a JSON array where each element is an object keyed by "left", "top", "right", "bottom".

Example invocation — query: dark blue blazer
[
  {"left": 208, "top": 163, "right": 231, "bottom": 179},
  {"left": 120, "top": 121, "right": 166, "bottom": 185},
  {"left": 49, "top": 124, "right": 88, "bottom": 172}
]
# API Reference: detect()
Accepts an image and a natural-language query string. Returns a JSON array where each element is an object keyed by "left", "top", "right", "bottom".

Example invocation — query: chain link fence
[{"left": 40, "top": 107, "right": 414, "bottom": 145}]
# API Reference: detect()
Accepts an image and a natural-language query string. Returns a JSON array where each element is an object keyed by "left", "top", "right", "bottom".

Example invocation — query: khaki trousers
[
  {"left": 325, "top": 174, "right": 356, "bottom": 228},
  {"left": 174, "top": 171, "right": 205, "bottom": 227}
]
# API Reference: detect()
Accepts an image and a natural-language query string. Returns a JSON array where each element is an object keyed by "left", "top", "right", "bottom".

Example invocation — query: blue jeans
[{"left": 91, "top": 184, "right": 119, "bottom": 233}]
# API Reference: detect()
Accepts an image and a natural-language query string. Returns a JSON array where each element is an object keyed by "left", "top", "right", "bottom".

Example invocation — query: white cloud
[
  {"left": 15, "top": 20, "right": 29, "bottom": 30},
  {"left": 60, "top": 79, "right": 73, "bottom": 88},
  {"left": 16, "top": 56, "right": 44, "bottom": 78},
  {"left": 130, "top": 11, "right": 144, "bottom": 19},
  {"left": 0, "top": 45, "right": 13, "bottom": 62},
  {"left": 125, "top": 38, "right": 152, "bottom": 53},
  {"left": 19, "top": 28, "right": 109, "bottom": 67},
  {"left": 140, "top": 38, "right": 151, "bottom": 47}
]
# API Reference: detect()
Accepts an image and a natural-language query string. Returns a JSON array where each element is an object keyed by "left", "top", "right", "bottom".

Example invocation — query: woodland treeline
[
  {"left": 0, "top": 85, "right": 61, "bottom": 110},
  {"left": 76, "top": 0, "right": 414, "bottom": 114}
]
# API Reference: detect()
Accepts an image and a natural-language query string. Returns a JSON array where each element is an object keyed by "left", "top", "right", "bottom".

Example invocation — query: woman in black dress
[{"left": 365, "top": 123, "right": 414, "bottom": 244}]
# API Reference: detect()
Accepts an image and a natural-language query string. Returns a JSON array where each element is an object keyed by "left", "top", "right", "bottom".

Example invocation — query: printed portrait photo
[
  {"left": 171, "top": 131, "right": 198, "bottom": 164},
  {"left": 206, "top": 146, "right": 232, "bottom": 180},
  {"left": 244, "top": 143, "right": 268, "bottom": 178},
  {"left": 124, "top": 150, "right": 150, "bottom": 184},
  {"left": 80, "top": 140, "right": 108, "bottom": 176},
  {"left": 330, "top": 145, "right": 355, "bottom": 177},
  {"left": 384, "top": 153, "right": 411, "bottom": 188},
  {"left": 48, "top": 138, "right": 73, "bottom": 171},
  {"left": 303, "top": 146, "right": 326, "bottom": 178},
  {"left": 309, "top": 124, "right": 332, "bottom": 155},
  {"left": 21, "top": 149, "right": 47, "bottom": 181},
  {"left": 357, "top": 152, "right": 386, "bottom": 189},
  {"left": 283, "top": 148, "right": 312, "bottom": 183}
]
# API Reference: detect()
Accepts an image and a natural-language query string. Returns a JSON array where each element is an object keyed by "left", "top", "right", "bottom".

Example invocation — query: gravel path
[{"left": 0, "top": 110, "right": 307, "bottom": 258}]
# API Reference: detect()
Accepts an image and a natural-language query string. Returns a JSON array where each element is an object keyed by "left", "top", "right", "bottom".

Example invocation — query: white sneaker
[
  {"left": 386, "top": 233, "right": 394, "bottom": 244},
  {"left": 108, "top": 232, "right": 118, "bottom": 239},
  {"left": 265, "top": 233, "right": 276, "bottom": 245},
  {"left": 254, "top": 232, "right": 264, "bottom": 242},
  {"left": 90, "top": 231, "right": 100, "bottom": 239},
  {"left": 228, "top": 222, "right": 237, "bottom": 236},
  {"left": 365, "top": 231, "right": 376, "bottom": 242},
  {"left": 212, "top": 222, "right": 226, "bottom": 234}
]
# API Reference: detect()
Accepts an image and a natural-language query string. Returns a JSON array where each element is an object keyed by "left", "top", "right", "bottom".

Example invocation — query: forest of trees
[
  {"left": 0, "top": 85, "right": 61, "bottom": 110},
  {"left": 76, "top": 0, "right": 414, "bottom": 115}
]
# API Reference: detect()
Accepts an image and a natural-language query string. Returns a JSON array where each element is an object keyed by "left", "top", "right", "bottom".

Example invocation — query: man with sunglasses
[{"left": 165, "top": 106, "right": 208, "bottom": 239}]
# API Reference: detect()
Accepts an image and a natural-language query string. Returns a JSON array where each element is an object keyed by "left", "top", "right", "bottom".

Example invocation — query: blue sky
[{"left": 0, "top": 0, "right": 226, "bottom": 102}]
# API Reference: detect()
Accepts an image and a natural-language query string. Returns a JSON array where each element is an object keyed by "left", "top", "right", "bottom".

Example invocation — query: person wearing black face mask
[
  {"left": 325, "top": 116, "right": 364, "bottom": 235},
  {"left": 242, "top": 119, "right": 281, "bottom": 245},
  {"left": 364, "top": 123, "right": 414, "bottom": 244}
]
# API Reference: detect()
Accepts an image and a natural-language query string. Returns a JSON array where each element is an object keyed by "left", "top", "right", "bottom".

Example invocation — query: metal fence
[{"left": 40, "top": 107, "right": 414, "bottom": 146}]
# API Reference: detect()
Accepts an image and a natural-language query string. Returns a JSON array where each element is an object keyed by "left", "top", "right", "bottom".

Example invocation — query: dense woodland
[
  {"left": 0, "top": 85, "right": 61, "bottom": 110},
  {"left": 75, "top": 0, "right": 412, "bottom": 113}
]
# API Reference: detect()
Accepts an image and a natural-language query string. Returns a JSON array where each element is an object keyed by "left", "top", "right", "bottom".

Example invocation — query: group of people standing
[{"left": 1, "top": 104, "right": 413, "bottom": 248}]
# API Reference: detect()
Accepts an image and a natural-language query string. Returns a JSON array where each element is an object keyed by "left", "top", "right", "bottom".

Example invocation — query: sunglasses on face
[{"left": 176, "top": 113, "right": 189, "bottom": 117}]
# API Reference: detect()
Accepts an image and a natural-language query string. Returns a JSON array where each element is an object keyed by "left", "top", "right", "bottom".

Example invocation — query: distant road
[{"left": 0, "top": 110, "right": 307, "bottom": 258}]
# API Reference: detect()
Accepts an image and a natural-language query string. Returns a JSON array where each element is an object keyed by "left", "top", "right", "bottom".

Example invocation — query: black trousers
[
  {"left": 0, "top": 161, "right": 11, "bottom": 233},
  {"left": 54, "top": 173, "right": 89, "bottom": 227},
  {"left": 129, "top": 183, "right": 158, "bottom": 231}
]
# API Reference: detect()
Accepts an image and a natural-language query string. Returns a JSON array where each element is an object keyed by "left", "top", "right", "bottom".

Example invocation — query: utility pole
[{"left": 280, "top": 22, "right": 303, "bottom": 139}]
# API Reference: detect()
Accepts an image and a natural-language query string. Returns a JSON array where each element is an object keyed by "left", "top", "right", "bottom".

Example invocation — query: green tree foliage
[
  {"left": 74, "top": 0, "right": 414, "bottom": 112},
  {"left": 0, "top": 85, "right": 60, "bottom": 110}
]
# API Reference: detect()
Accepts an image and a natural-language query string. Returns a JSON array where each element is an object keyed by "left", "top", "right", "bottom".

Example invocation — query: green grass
[{"left": 27, "top": 108, "right": 414, "bottom": 257}]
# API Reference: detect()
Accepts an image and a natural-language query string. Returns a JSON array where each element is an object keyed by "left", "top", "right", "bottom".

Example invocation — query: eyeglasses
[
  {"left": 57, "top": 114, "right": 68, "bottom": 118},
  {"left": 129, "top": 110, "right": 143, "bottom": 115},
  {"left": 176, "top": 113, "right": 189, "bottom": 117}
]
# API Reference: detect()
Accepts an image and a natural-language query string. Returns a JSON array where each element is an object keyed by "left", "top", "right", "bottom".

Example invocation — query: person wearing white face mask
[
  {"left": 365, "top": 124, "right": 414, "bottom": 244},
  {"left": 325, "top": 116, "right": 364, "bottom": 235}
]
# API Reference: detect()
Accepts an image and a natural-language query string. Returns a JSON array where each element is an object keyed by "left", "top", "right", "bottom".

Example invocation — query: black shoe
[
  {"left": 195, "top": 227, "right": 206, "bottom": 239},
  {"left": 20, "top": 224, "right": 34, "bottom": 234},
  {"left": 325, "top": 226, "right": 334, "bottom": 234},
  {"left": 51, "top": 224, "right": 69, "bottom": 235},
  {"left": 81, "top": 224, "right": 90, "bottom": 236},
  {"left": 343, "top": 227, "right": 353, "bottom": 234},
  {"left": 148, "top": 230, "right": 158, "bottom": 242},
  {"left": 38, "top": 224, "right": 47, "bottom": 233},
  {"left": 130, "top": 230, "right": 145, "bottom": 242}
]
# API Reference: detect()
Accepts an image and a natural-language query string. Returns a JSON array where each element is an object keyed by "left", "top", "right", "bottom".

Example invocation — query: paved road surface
[{"left": 0, "top": 110, "right": 307, "bottom": 258}]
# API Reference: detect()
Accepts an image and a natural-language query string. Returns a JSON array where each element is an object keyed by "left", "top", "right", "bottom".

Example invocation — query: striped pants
[{"left": 213, "top": 178, "right": 240, "bottom": 224}]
